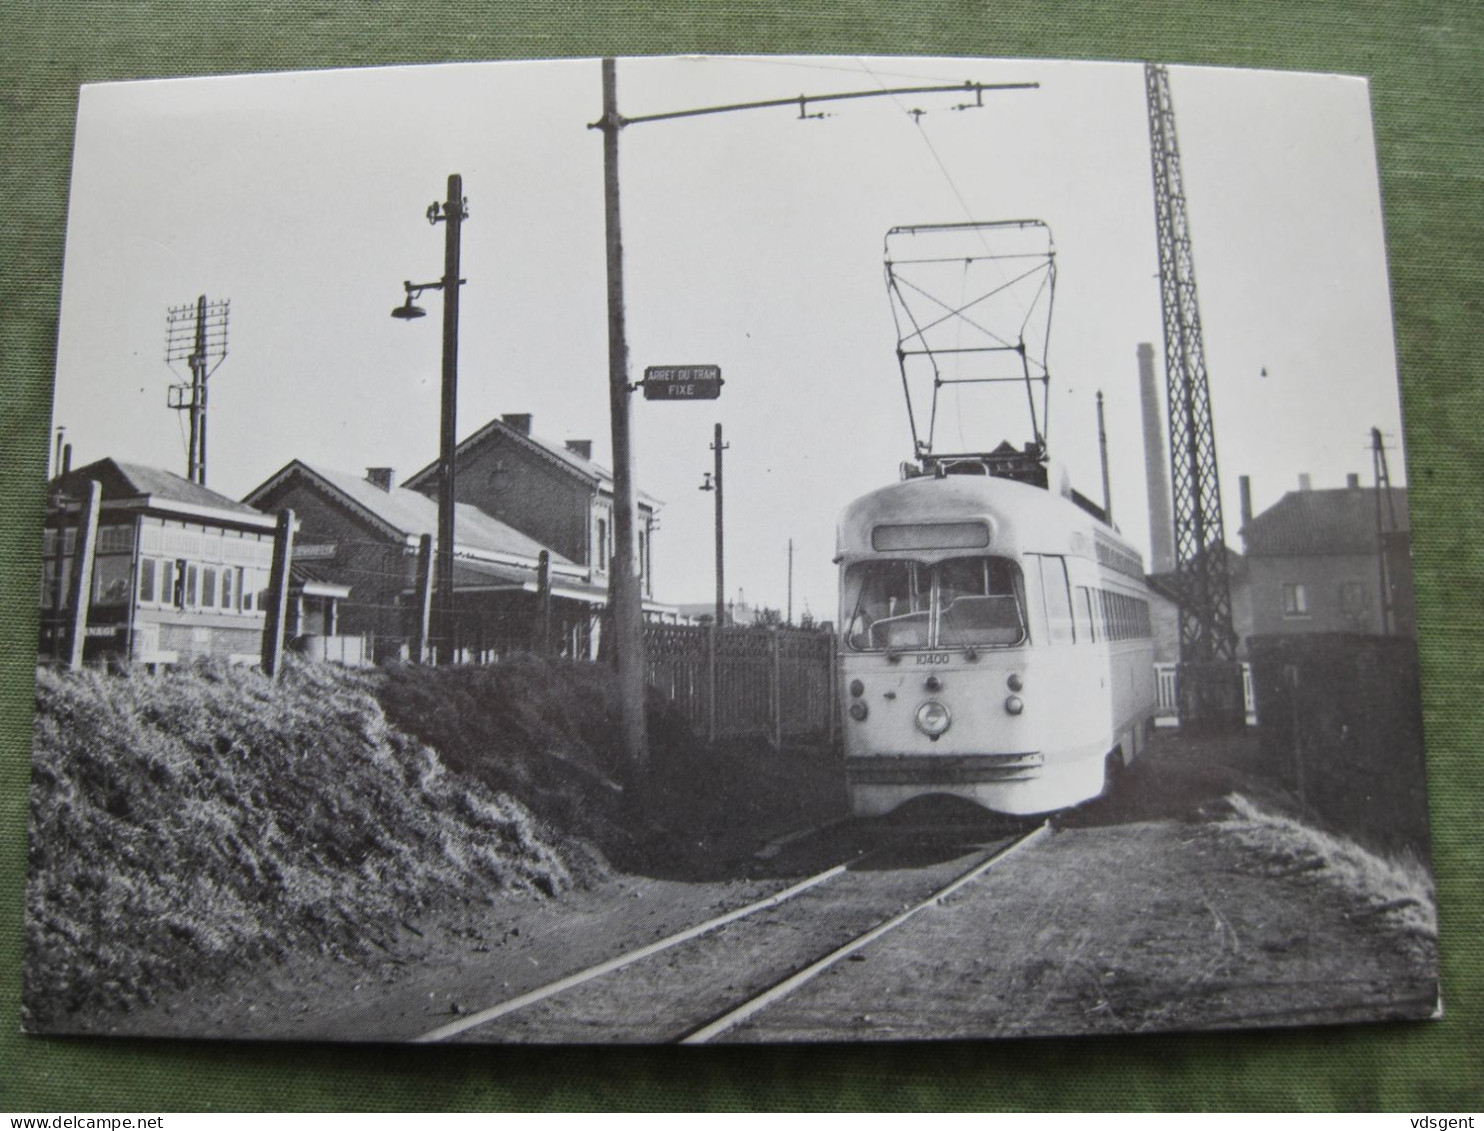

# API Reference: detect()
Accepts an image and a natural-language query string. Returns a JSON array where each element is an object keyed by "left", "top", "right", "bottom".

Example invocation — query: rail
[{"left": 414, "top": 820, "right": 1049, "bottom": 1044}]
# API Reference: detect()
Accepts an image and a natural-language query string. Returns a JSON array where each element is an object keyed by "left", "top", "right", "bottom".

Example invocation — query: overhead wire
[{"left": 856, "top": 57, "right": 1054, "bottom": 459}]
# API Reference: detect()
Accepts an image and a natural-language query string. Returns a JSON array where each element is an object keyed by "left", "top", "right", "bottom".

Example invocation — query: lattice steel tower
[{"left": 1145, "top": 63, "right": 1244, "bottom": 731}]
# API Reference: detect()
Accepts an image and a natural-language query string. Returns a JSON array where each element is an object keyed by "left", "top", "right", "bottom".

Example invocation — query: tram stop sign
[{"left": 641, "top": 364, "right": 723, "bottom": 401}]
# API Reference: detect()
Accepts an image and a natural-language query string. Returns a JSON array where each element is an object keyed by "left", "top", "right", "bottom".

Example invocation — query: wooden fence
[{"left": 644, "top": 623, "right": 836, "bottom": 746}]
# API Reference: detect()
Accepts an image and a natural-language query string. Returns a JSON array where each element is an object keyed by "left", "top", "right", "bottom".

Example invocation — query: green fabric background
[{"left": 2, "top": 0, "right": 1480, "bottom": 1112}]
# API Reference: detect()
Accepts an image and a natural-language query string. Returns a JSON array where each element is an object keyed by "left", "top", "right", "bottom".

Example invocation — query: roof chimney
[
  {"left": 565, "top": 439, "right": 593, "bottom": 461},
  {"left": 366, "top": 467, "right": 395, "bottom": 492},
  {"left": 501, "top": 413, "right": 532, "bottom": 436},
  {"left": 1298, "top": 473, "right": 1312, "bottom": 492},
  {"left": 1239, "top": 475, "right": 1253, "bottom": 530},
  {"left": 1346, "top": 472, "right": 1360, "bottom": 489}
]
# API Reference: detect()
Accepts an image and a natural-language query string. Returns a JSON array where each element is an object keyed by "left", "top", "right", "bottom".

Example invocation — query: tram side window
[
  {"left": 845, "top": 561, "right": 931, "bottom": 650},
  {"left": 1037, "top": 555, "right": 1075, "bottom": 645},
  {"left": 1074, "top": 586, "right": 1096, "bottom": 643},
  {"left": 937, "top": 557, "right": 1027, "bottom": 647},
  {"left": 1094, "top": 588, "right": 1152, "bottom": 641}
]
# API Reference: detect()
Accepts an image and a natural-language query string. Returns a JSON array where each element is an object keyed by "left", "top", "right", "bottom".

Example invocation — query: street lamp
[
  {"left": 698, "top": 474, "right": 720, "bottom": 627},
  {"left": 391, "top": 173, "right": 468, "bottom": 665},
  {"left": 390, "top": 283, "right": 430, "bottom": 320},
  {"left": 697, "top": 422, "right": 726, "bottom": 628}
]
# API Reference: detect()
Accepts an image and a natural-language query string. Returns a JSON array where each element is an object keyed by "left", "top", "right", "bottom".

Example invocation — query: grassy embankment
[
  {"left": 25, "top": 656, "right": 666, "bottom": 1028},
  {"left": 1218, "top": 792, "right": 1437, "bottom": 941}
]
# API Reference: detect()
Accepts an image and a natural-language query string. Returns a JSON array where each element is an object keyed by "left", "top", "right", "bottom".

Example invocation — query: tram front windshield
[{"left": 844, "top": 556, "right": 1026, "bottom": 651}]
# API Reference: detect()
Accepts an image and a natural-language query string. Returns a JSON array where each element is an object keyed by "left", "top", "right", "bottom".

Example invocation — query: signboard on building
[{"left": 641, "top": 365, "right": 723, "bottom": 401}]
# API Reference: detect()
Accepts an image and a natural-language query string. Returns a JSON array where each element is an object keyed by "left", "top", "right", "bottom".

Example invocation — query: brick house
[
  {"left": 1241, "top": 476, "right": 1413, "bottom": 638},
  {"left": 244, "top": 460, "right": 609, "bottom": 661},
  {"left": 401, "top": 413, "right": 667, "bottom": 613},
  {"left": 1145, "top": 548, "right": 1254, "bottom": 665}
]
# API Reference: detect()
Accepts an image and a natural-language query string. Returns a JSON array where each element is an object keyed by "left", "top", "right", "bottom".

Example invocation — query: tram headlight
[
  {"left": 914, "top": 699, "right": 951, "bottom": 738},
  {"left": 1005, "top": 695, "right": 1024, "bottom": 716},
  {"left": 849, "top": 679, "right": 865, "bottom": 698},
  {"left": 1006, "top": 673, "right": 1023, "bottom": 692},
  {"left": 849, "top": 700, "right": 869, "bottom": 722}
]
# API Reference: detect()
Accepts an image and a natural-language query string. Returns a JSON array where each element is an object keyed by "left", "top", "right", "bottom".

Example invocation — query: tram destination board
[{"left": 642, "top": 364, "right": 723, "bottom": 401}]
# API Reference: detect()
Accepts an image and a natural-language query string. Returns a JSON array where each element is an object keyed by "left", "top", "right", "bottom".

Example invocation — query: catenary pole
[
  {"left": 591, "top": 61, "right": 1037, "bottom": 779},
  {"left": 598, "top": 59, "right": 650, "bottom": 777}
]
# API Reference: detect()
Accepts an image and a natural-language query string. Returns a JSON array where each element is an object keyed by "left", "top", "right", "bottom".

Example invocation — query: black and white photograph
[{"left": 23, "top": 54, "right": 1438, "bottom": 1044}]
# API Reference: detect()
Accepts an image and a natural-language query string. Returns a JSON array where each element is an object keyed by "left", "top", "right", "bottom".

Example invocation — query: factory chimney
[{"left": 1138, "top": 343, "right": 1175, "bottom": 574}]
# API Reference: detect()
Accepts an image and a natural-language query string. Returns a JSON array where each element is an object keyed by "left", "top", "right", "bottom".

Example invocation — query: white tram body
[{"left": 836, "top": 474, "right": 1157, "bottom": 817}]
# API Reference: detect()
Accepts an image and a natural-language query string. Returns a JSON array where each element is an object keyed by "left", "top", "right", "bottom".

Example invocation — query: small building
[
  {"left": 1241, "top": 475, "right": 1412, "bottom": 638},
  {"left": 1143, "top": 549, "right": 1256, "bottom": 726},
  {"left": 402, "top": 413, "right": 668, "bottom": 612},
  {"left": 675, "top": 597, "right": 775, "bottom": 628},
  {"left": 244, "top": 461, "right": 609, "bottom": 661},
  {"left": 39, "top": 458, "right": 281, "bottom": 667},
  {"left": 1145, "top": 548, "right": 1254, "bottom": 665}
]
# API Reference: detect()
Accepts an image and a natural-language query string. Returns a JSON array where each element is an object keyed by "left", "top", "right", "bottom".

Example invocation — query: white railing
[
  {"left": 294, "top": 633, "right": 373, "bottom": 668},
  {"left": 1154, "top": 661, "right": 1256, "bottom": 726}
]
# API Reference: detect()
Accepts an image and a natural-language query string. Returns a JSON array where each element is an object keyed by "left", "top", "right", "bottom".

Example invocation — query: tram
[{"left": 836, "top": 468, "right": 1157, "bottom": 817}]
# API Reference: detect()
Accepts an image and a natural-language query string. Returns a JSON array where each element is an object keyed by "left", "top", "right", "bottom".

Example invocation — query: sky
[{"left": 50, "top": 55, "right": 1406, "bottom": 622}]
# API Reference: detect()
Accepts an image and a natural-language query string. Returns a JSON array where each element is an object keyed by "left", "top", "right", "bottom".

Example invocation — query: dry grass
[
  {"left": 373, "top": 658, "right": 704, "bottom": 871},
  {"left": 24, "top": 658, "right": 580, "bottom": 1028},
  {"left": 1219, "top": 792, "right": 1437, "bottom": 939}
]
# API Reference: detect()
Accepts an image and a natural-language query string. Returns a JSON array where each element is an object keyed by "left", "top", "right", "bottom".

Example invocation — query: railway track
[{"left": 415, "top": 818, "right": 1051, "bottom": 1044}]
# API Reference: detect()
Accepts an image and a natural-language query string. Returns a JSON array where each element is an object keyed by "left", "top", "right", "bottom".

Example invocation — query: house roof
[
  {"left": 244, "top": 461, "right": 577, "bottom": 566},
  {"left": 445, "top": 557, "right": 608, "bottom": 604},
  {"left": 1145, "top": 552, "right": 1242, "bottom": 610},
  {"left": 1243, "top": 487, "right": 1408, "bottom": 557},
  {"left": 53, "top": 457, "right": 265, "bottom": 517},
  {"left": 289, "top": 560, "right": 352, "bottom": 599},
  {"left": 402, "top": 416, "right": 662, "bottom": 508}
]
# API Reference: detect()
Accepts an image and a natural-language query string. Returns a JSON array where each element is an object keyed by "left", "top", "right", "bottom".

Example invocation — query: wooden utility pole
[
  {"left": 712, "top": 423, "right": 727, "bottom": 627},
  {"left": 165, "top": 294, "right": 229, "bottom": 486},
  {"left": 787, "top": 537, "right": 794, "bottom": 626},
  {"left": 587, "top": 61, "right": 1035, "bottom": 778},
  {"left": 64, "top": 481, "right": 101, "bottom": 670},
  {"left": 261, "top": 508, "right": 296, "bottom": 679},
  {"left": 597, "top": 58, "right": 650, "bottom": 775},
  {"left": 1372, "top": 426, "right": 1399, "bottom": 637},
  {"left": 535, "top": 549, "right": 553, "bottom": 656},
  {"left": 392, "top": 176, "right": 467, "bottom": 665},
  {"left": 433, "top": 174, "right": 466, "bottom": 666},
  {"left": 412, "top": 532, "right": 434, "bottom": 663}
]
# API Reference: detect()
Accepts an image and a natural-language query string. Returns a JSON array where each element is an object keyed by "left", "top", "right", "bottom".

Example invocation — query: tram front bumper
[{"left": 844, "top": 752, "right": 1044, "bottom": 785}]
